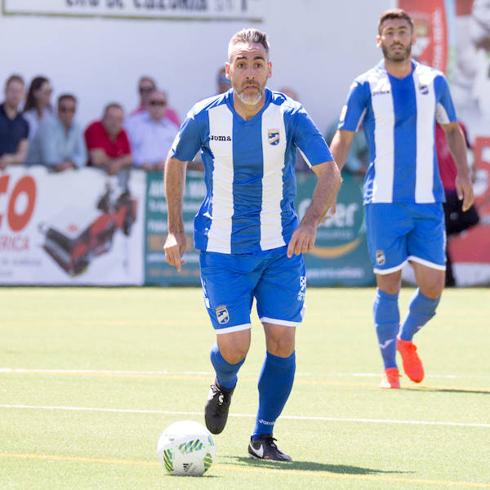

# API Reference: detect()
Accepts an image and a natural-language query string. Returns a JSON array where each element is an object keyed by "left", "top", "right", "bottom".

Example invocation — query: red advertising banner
[{"left": 399, "top": 0, "right": 449, "bottom": 71}]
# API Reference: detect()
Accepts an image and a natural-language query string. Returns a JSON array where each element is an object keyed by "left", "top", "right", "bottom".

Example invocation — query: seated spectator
[
  {"left": 216, "top": 66, "right": 231, "bottom": 94},
  {"left": 131, "top": 75, "right": 180, "bottom": 127},
  {"left": 27, "top": 94, "right": 86, "bottom": 171},
  {"left": 23, "top": 76, "right": 54, "bottom": 142},
  {"left": 126, "top": 89, "right": 178, "bottom": 172},
  {"left": 84, "top": 103, "right": 132, "bottom": 176},
  {"left": 0, "top": 74, "right": 29, "bottom": 169}
]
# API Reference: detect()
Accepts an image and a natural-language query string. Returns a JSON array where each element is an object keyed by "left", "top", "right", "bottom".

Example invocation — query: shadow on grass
[
  {"left": 222, "top": 456, "right": 407, "bottom": 475},
  {"left": 407, "top": 387, "right": 490, "bottom": 395}
]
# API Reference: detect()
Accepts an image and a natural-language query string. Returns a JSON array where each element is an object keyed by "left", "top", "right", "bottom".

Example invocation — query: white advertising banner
[
  {"left": 3, "top": 0, "right": 263, "bottom": 21},
  {"left": 0, "top": 167, "right": 145, "bottom": 285}
]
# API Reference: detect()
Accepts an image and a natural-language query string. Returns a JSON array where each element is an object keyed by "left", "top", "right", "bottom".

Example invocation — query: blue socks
[
  {"left": 373, "top": 289, "right": 400, "bottom": 369},
  {"left": 210, "top": 344, "right": 245, "bottom": 391},
  {"left": 253, "top": 351, "right": 296, "bottom": 438},
  {"left": 399, "top": 289, "right": 440, "bottom": 341}
]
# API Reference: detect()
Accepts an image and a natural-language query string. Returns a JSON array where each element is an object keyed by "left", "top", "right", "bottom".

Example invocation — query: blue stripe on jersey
[
  {"left": 390, "top": 73, "right": 417, "bottom": 202},
  {"left": 230, "top": 106, "right": 265, "bottom": 254}
]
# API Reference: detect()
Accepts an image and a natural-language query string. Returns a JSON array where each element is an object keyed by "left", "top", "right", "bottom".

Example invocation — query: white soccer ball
[{"left": 157, "top": 420, "right": 216, "bottom": 476}]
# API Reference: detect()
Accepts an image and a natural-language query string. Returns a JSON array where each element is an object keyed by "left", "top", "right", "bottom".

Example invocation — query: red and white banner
[{"left": 0, "top": 167, "right": 145, "bottom": 285}]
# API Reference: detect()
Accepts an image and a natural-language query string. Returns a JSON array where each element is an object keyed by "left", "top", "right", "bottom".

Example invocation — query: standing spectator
[
  {"left": 130, "top": 75, "right": 180, "bottom": 127},
  {"left": 27, "top": 94, "right": 86, "bottom": 171},
  {"left": 23, "top": 76, "right": 54, "bottom": 142},
  {"left": 0, "top": 75, "right": 29, "bottom": 169},
  {"left": 84, "top": 103, "right": 132, "bottom": 176},
  {"left": 126, "top": 89, "right": 178, "bottom": 172},
  {"left": 436, "top": 123, "right": 479, "bottom": 286}
]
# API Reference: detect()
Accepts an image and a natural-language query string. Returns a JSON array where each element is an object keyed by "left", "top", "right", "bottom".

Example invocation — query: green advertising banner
[
  {"left": 296, "top": 173, "right": 374, "bottom": 286},
  {"left": 144, "top": 171, "right": 373, "bottom": 286},
  {"left": 144, "top": 171, "right": 203, "bottom": 285}
]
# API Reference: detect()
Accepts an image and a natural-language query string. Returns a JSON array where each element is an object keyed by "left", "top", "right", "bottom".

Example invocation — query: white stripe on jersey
[
  {"left": 414, "top": 67, "right": 437, "bottom": 203},
  {"left": 369, "top": 74, "right": 395, "bottom": 203},
  {"left": 260, "top": 103, "right": 287, "bottom": 250},
  {"left": 207, "top": 105, "right": 234, "bottom": 253}
]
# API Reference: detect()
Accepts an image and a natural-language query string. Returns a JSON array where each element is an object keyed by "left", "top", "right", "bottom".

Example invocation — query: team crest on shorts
[
  {"left": 268, "top": 129, "right": 280, "bottom": 146},
  {"left": 215, "top": 305, "right": 230, "bottom": 325},
  {"left": 375, "top": 250, "right": 386, "bottom": 266}
]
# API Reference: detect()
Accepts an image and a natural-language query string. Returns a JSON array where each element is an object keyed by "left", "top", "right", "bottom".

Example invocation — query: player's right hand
[{"left": 163, "top": 232, "right": 187, "bottom": 272}]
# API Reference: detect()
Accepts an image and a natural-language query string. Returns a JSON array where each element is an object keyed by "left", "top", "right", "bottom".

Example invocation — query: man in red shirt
[{"left": 85, "top": 103, "right": 132, "bottom": 175}]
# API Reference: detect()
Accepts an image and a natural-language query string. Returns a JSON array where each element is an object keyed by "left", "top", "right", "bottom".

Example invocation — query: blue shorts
[
  {"left": 365, "top": 203, "right": 446, "bottom": 275},
  {"left": 199, "top": 247, "right": 306, "bottom": 334}
]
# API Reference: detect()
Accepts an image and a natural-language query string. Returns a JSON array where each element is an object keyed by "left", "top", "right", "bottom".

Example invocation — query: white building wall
[{"left": 0, "top": 0, "right": 391, "bottom": 132}]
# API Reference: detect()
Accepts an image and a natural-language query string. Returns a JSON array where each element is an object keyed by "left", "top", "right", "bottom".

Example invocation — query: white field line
[
  {"left": 0, "top": 403, "right": 489, "bottom": 429},
  {"left": 0, "top": 367, "right": 487, "bottom": 380}
]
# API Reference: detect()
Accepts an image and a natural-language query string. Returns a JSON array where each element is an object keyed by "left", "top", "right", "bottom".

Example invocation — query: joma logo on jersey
[
  {"left": 372, "top": 88, "right": 391, "bottom": 96},
  {"left": 210, "top": 135, "right": 231, "bottom": 142},
  {"left": 268, "top": 129, "right": 280, "bottom": 145}
]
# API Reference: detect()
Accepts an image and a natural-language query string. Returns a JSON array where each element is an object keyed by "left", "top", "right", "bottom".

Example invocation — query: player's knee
[
  {"left": 219, "top": 345, "right": 249, "bottom": 364},
  {"left": 266, "top": 336, "right": 295, "bottom": 357},
  {"left": 419, "top": 275, "right": 445, "bottom": 298}
]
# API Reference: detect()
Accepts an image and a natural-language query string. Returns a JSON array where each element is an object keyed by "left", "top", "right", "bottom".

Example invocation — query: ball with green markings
[{"left": 157, "top": 420, "right": 216, "bottom": 476}]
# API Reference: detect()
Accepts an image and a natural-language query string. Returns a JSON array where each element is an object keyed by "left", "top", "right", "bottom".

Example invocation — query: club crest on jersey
[
  {"left": 215, "top": 305, "right": 230, "bottom": 325},
  {"left": 376, "top": 250, "right": 386, "bottom": 266},
  {"left": 268, "top": 129, "right": 280, "bottom": 146},
  {"left": 419, "top": 84, "right": 429, "bottom": 95}
]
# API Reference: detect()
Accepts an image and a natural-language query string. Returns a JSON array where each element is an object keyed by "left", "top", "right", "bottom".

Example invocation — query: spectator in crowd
[
  {"left": 131, "top": 75, "right": 180, "bottom": 127},
  {"left": 216, "top": 66, "right": 231, "bottom": 93},
  {"left": 84, "top": 103, "right": 132, "bottom": 176},
  {"left": 126, "top": 89, "right": 178, "bottom": 172},
  {"left": 325, "top": 119, "right": 369, "bottom": 176},
  {"left": 0, "top": 74, "right": 29, "bottom": 170},
  {"left": 23, "top": 76, "right": 54, "bottom": 142},
  {"left": 27, "top": 94, "right": 86, "bottom": 171},
  {"left": 436, "top": 122, "right": 479, "bottom": 286}
]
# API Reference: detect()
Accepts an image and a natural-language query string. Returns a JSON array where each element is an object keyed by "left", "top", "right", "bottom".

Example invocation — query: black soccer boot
[
  {"left": 204, "top": 382, "right": 234, "bottom": 434},
  {"left": 248, "top": 435, "right": 292, "bottom": 462}
]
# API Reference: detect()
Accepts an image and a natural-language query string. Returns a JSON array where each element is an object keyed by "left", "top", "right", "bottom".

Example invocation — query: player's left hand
[
  {"left": 287, "top": 223, "right": 316, "bottom": 258},
  {"left": 455, "top": 173, "right": 474, "bottom": 212}
]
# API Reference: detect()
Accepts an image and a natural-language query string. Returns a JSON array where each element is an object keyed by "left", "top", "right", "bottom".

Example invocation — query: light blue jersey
[
  {"left": 171, "top": 88, "right": 333, "bottom": 254},
  {"left": 339, "top": 60, "right": 457, "bottom": 205}
]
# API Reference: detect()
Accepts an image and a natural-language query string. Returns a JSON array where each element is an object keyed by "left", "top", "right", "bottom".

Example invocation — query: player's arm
[
  {"left": 163, "top": 156, "right": 187, "bottom": 271},
  {"left": 441, "top": 122, "right": 474, "bottom": 211},
  {"left": 287, "top": 161, "right": 342, "bottom": 258},
  {"left": 162, "top": 108, "right": 202, "bottom": 270},
  {"left": 329, "top": 129, "right": 355, "bottom": 171}
]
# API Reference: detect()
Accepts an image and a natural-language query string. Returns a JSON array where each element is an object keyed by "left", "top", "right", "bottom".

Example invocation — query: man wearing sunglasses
[
  {"left": 27, "top": 94, "right": 86, "bottom": 171},
  {"left": 126, "top": 89, "right": 178, "bottom": 172}
]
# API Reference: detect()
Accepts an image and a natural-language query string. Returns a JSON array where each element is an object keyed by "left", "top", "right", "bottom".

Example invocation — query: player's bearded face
[
  {"left": 378, "top": 19, "right": 414, "bottom": 63},
  {"left": 227, "top": 43, "right": 271, "bottom": 106}
]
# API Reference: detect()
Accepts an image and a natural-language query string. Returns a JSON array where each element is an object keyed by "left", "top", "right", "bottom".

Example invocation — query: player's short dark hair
[
  {"left": 5, "top": 74, "right": 24, "bottom": 90},
  {"left": 228, "top": 28, "right": 270, "bottom": 60},
  {"left": 378, "top": 8, "right": 414, "bottom": 34}
]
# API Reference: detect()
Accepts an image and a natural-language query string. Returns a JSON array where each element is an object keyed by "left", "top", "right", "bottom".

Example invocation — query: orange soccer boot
[
  {"left": 397, "top": 339, "right": 424, "bottom": 383},
  {"left": 379, "top": 367, "right": 400, "bottom": 389}
]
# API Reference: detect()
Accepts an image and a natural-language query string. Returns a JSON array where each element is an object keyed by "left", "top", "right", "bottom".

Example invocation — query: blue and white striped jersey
[
  {"left": 171, "top": 88, "right": 333, "bottom": 254},
  {"left": 339, "top": 60, "right": 457, "bottom": 204}
]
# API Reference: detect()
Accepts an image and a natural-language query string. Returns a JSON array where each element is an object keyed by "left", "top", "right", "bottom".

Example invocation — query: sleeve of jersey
[
  {"left": 434, "top": 75, "right": 457, "bottom": 124},
  {"left": 338, "top": 81, "right": 368, "bottom": 132},
  {"left": 170, "top": 111, "right": 202, "bottom": 162},
  {"left": 293, "top": 107, "right": 333, "bottom": 167}
]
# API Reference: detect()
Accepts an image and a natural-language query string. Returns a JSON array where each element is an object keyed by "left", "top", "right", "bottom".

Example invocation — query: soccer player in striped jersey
[
  {"left": 163, "top": 28, "right": 341, "bottom": 461},
  {"left": 330, "top": 9, "right": 474, "bottom": 389}
]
